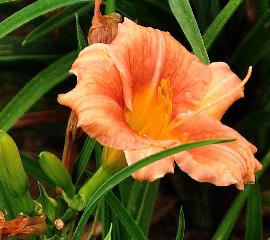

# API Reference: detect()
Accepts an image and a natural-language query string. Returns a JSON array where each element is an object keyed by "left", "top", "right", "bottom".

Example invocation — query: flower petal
[
  {"left": 171, "top": 113, "right": 261, "bottom": 189},
  {"left": 124, "top": 142, "right": 175, "bottom": 181},
  {"left": 197, "top": 62, "right": 245, "bottom": 119},
  {"left": 58, "top": 44, "right": 150, "bottom": 150},
  {"left": 170, "top": 54, "right": 211, "bottom": 117},
  {"left": 109, "top": 18, "right": 211, "bottom": 112}
]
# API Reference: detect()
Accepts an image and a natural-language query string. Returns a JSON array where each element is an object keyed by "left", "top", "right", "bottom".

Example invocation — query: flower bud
[
  {"left": 0, "top": 130, "right": 34, "bottom": 216},
  {"left": 39, "top": 151, "right": 75, "bottom": 197},
  {"left": 0, "top": 130, "right": 29, "bottom": 197}
]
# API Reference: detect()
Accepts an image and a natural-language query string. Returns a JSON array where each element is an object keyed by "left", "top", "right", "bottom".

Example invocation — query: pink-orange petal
[
  {"left": 58, "top": 44, "right": 150, "bottom": 150},
  {"left": 171, "top": 113, "right": 261, "bottom": 189},
  {"left": 124, "top": 142, "right": 175, "bottom": 181},
  {"left": 198, "top": 62, "right": 245, "bottom": 119},
  {"left": 109, "top": 18, "right": 211, "bottom": 112}
]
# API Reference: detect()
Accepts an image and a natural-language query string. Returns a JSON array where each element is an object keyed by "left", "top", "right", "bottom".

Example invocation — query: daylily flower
[{"left": 58, "top": 17, "right": 261, "bottom": 189}]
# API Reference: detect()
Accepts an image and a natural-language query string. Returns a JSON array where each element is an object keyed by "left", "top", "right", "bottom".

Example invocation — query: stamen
[
  {"left": 168, "top": 67, "right": 252, "bottom": 131},
  {"left": 158, "top": 78, "right": 173, "bottom": 115},
  {"left": 125, "top": 77, "right": 173, "bottom": 139}
]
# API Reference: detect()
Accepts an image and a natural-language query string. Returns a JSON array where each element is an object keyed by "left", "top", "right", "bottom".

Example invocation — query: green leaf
[
  {"left": 203, "top": 0, "right": 243, "bottom": 50},
  {"left": 245, "top": 184, "right": 263, "bottom": 240},
  {"left": 230, "top": 10, "right": 270, "bottom": 73},
  {"left": 212, "top": 192, "right": 246, "bottom": 240},
  {"left": 0, "top": 0, "right": 92, "bottom": 40},
  {"left": 0, "top": 51, "right": 76, "bottom": 131},
  {"left": 99, "top": 200, "right": 112, "bottom": 239},
  {"left": 104, "top": 224, "right": 113, "bottom": 240},
  {"left": 105, "top": 192, "right": 147, "bottom": 240},
  {"left": 192, "top": 0, "right": 221, "bottom": 33},
  {"left": 84, "top": 203, "right": 101, "bottom": 240},
  {"left": 23, "top": 4, "right": 90, "bottom": 46},
  {"left": 0, "top": 54, "right": 58, "bottom": 62},
  {"left": 212, "top": 149, "right": 270, "bottom": 240},
  {"left": 0, "top": 0, "right": 17, "bottom": 3},
  {"left": 73, "top": 138, "right": 234, "bottom": 239},
  {"left": 38, "top": 183, "right": 57, "bottom": 222},
  {"left": 75, "top": 13, "right": 87, "bottom": 52},
  {"left": 39, "top": 151, "right": 75, "bottom": 197},
  {"left": 21, "top": 153, "right": 55, "bottom": 188},
  {"left": 137, "top": 181, "right": 159, "bottom": 235},
  {"left": 168, "top": 0, "right": 209, "bottom": 63},
  {"left": 0, "top": 36, "right": 59, "bottom": 62},
  {"left": 74, "top": 137, "right": 96, "bottom": 185},
  {"left": 118, "top": 177, "right": 133, "bottom": 206},
  {"left": 127, "top": 181, "right": 159, "bottom": 235},
  {"left": 175, "top": 207, "right": 185, "bottom": 240}
]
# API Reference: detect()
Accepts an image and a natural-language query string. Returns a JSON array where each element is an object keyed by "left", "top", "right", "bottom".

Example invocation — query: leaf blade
[
  {"left": 0, "top": 51, "right": 76, "bottom": 131},
  {"left": 212, "top": 149, "right": 270, "bottom": 240},
  {"left": 175, "top": 207, "right": 185, "bottom": 240},
  {"left": 203, "top": 0, "right": 243, "bottom": 50},
  {"left": 105, "top": 192, "right": 147, "bottom": 240},
  {"left": 168, "top": 0, "right": 209, "bottom": 63},
  {"left": 23, "top": 4, "right": 90, "bottom": 45},
  {"left": 74, "top": 137, "right": 96, "bottom": 184},
  {"left": 72, "top": 138, "right": 234, "bottom": 239},
  {"left": 0, "top": 0, "right": 91, "bottom": 40},
  {"left": 104, "top": 224, "right": 113, "bottom": 240},
  {"left": 245, "top": 184, "right": 263, "bottom": 240}
]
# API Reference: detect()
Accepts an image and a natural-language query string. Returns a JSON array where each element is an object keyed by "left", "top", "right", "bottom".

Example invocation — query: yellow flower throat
[{"left": 125, "top": 78, "right": 173, "bottom": 139}]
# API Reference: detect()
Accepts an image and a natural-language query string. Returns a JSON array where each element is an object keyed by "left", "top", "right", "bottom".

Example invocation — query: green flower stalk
[
  {"left": 79, "top": 147, "right": 126, "bottom": 199},
  {"left": 65, "top": 147, "right": 126, "bottom": 211},
  {"left": 0, "top": 130, "right": 34, "bottom": 217}
]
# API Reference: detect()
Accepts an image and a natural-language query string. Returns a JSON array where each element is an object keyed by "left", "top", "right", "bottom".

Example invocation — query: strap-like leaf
[
  {"left": 23, "top": 4, "right": 90, "bottom": 45},
  {"left": 203, "top": 0, "right": 243, "bottom": 50},
  {"left": 175, "top": 207, "right": 185, "bottom": 240},
  {"left": 245, "top": 184, "right": 263, "bottom": 240},
  {"left": 72, "top": 138, "right": 234, "bottom": 239},
  {"left": 0, "top": 51, "right": 76, "bottom": 131},
  {"left": 168, "top": 0, "right": 209, "bottom": 64},
  {"left": 212, "top": 149, "right": 270, "bottom": 240},
  {"left": 127, "top": 181, "right": 159, "bottom": 236},
  {"left": 105, "top": 192, "right": 147, "bottom": 240},
  {"left": 0, "top": 0, "right": 92, "bottom": 40}
]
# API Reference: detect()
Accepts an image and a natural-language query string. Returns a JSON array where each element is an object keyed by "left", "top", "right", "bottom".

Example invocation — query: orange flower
[{"left": 58, "top": 18, "right": 261, "bottom": 189}]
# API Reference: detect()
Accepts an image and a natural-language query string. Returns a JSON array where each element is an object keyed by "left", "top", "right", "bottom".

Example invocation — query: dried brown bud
[
  {"left": 0, "top": 211, "right": 5, "bottom": 221},
  {"left": 61, "top": 0, "right": 121, "bottom": 177},
  {"left": 0, "top": 214, "right": 46, "bottom": 239},
  {"left": 54, "top": 219, "right": 64, "bottom": 230},
  {"left": 88, "top": 0, "right": 122, "bottom": 44}
]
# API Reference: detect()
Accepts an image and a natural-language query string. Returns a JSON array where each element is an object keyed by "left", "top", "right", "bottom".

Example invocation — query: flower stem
[
  {"left": 62, "top": 148, "right": 126, "bottom": 211},
  {"left": 105, "top": 0, "right": 115, "bottom": 14},
  {"left": 79, "top": 166, "right": 115, "bottom": 202}
]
